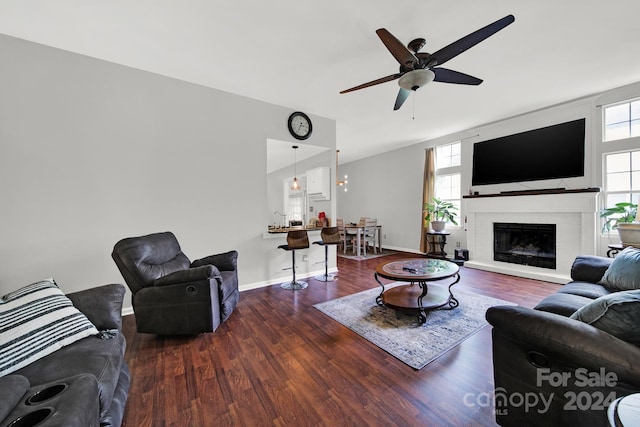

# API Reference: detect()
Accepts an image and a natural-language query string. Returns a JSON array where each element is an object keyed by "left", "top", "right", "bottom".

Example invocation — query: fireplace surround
[{"left": 463, "top": 189, "right": 599, "bottom": 283}]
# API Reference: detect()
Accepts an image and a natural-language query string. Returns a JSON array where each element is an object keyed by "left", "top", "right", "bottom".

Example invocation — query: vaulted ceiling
[{"left": 1, "top": 1, "right": 639, "bottom": 163}]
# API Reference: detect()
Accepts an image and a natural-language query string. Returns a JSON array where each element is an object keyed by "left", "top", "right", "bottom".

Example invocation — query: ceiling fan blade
[
  {"left": 340, "top": 73, "right": 403, "bottom": 94},
  {"left": 433, "top": 68, "right": 483, "bottom": 85},
  {"left": 394, "top": 88, "right": 411, "bottom": 110},
  {"left": 429, "top": 14, "right": 515, "bottom": 67},
  {"left": 376, "top": 28, "right": 419, "bottom": 68}
]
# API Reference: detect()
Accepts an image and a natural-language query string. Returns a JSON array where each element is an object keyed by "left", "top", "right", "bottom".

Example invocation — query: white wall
[
  {"left": 336, "top": 144, "right": 427, "bottom": 253},
  {"left": 0, "top": 34, "right": 336, "bottom": 310},
  {"left": 338, "top": 81, "right": 640, "bottom": 259}
]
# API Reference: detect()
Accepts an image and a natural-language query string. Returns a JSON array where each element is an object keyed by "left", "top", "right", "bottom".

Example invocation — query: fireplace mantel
[
  {"left": 463, "top": 191, "right": 599, "bottom": 283},
  {"left": 463, "top": 187, "right": 600, "bottom": 199}
]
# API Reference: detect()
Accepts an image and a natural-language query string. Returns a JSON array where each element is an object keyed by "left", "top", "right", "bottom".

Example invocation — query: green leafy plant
[
  {"left": 424, "top": 197, "right": 458, "bottom": 225},
  {"left": 600, "top": 202, "right": 638, "bottom": 232}
]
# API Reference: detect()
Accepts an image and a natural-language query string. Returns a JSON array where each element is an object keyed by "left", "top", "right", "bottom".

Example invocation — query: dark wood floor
[{"left": 121, "top": 252, "right": 561, "bottom": 427}]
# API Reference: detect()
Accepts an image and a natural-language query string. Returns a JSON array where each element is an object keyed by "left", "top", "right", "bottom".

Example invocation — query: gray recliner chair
[{"left": 111, "top": 231, "right": 239, "bottom": 335}]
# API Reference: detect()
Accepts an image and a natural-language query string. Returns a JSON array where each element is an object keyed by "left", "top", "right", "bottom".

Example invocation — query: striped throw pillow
[{"left": 0, "top": 279, "right": 98, "bottom": 377}]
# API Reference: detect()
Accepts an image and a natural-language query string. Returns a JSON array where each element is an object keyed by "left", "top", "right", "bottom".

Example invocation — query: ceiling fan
[{"left": 340, "top": 14, "right": 515, "bottom": 110}]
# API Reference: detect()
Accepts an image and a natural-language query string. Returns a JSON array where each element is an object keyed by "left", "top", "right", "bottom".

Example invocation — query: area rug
[
  {"left": 313, "top": 283, "right": 515, "bottom": 369},
  {"left": 337, "top": 249, "right": 396, "bottom": 261}
]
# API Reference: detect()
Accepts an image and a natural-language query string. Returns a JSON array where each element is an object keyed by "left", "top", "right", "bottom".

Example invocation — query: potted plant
[
  {"left": 600, "top": 202, "right": 640, "bottom": 247},
  {"left": 424, "top": 197, "right": 458, "bottom": 232}
]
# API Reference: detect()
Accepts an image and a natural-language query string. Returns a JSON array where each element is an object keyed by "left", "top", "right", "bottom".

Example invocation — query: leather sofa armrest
[
  {"left": 154, "top": 265, "right": 222, "bottom": 287},
  {"left": 66, "top": 284, "right": 126, "bottom": 331},
  {"left": 486, "top": 305, "right": 640, "bottom": 384},
  {"left": 191, "top": 250, "right": 238, "bottom": 272},
  {"left": 570, "top": 255, "right": 612, "bottom": 283},
  {"left": 0, "top": 375, "right": 30, "bottom": 423}
]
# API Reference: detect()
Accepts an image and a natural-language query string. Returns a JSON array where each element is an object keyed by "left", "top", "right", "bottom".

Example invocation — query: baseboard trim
[
  {"left": 379, "top": 245, "right": 424, "bottom": 255},
  {"left": 239, "top": 267, "right": 339, "bottom": 292}
]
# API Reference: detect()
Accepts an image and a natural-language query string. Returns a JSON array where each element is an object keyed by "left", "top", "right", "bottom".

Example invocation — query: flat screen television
[{"left": 471, "top": 118, "right": 585, "bottom": 186}]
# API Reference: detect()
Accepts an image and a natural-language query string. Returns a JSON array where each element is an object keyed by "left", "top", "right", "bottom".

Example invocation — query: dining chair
[
  {"left": 338, "top": 217, "right": 356, "bottom": 254},
  {"left": 335, "top": 218, "right": 346, "bottom": 253},
  {"left": 312, "top": 227, "right": 341, "bottom": 281},
  {"left": 346, "top": 217, "right": 366, "bottom": 254},
  {"left": 357, "top": 218, "right": 378, "bottom": 256},
  {"left": 277, "top": 230, "right": 309, "bottom": 290}
]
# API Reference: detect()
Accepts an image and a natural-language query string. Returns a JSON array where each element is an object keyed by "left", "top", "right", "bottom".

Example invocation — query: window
[
  {"left": 436, "top": 141, "right": 461, "bottom": 168},
  {"left": 601, "top": 97, "right": 640, "bottom": 233},
  {"left": 287, "top": 192, "right": 305, "bottom": 223},
  {"left": 435, "top": 142, "right": 461, "bottom": 225},
  {"left": 604, "top": 99, "right": 640, "bottom": 142},
  {"left": 283, "top": 179, "right": 306, "bottom": 225},
  {"left": 435, "top": 173, "right": 461, "bottom": 225},
  {"left": 603, "top": 150, "right": 640, "bottom": 221}
]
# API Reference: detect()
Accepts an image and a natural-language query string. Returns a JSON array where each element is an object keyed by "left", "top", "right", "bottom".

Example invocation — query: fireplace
[
  {"left": 494, "top": 223, "right": 556, "bottom": 269},
  {"left": 464, "top": 190, "right": 598, "bottom": 283}
]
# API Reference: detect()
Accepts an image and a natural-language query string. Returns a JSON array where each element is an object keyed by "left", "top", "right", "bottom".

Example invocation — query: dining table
[{"left": 344, "top": 223, "right": 382, "bottom": 257}]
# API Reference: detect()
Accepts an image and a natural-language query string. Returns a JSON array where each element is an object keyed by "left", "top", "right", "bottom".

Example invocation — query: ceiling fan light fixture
[
  {"left": 340, "top": 15, "right": 515, "bottom": 110},
  {"left": 398, "top": 69, "right": 435, "bottom": 91}
]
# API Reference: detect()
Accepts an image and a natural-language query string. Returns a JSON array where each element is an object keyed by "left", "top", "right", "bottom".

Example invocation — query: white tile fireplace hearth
[{"left": 463, "top": 190, "right": 599, "bottom": 283}]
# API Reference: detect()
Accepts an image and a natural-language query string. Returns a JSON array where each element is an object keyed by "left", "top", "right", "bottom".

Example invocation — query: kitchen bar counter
[
  {"left": 267, "top": 226, "right": 324, "bottom": 234},
  {"left": 263, "top": 227, "right": 323, "bottom": 240}
]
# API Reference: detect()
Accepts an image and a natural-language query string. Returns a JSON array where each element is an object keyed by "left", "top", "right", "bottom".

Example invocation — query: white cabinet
[{"left": 306, "top": 167, "right": 331, "bottom": 200}]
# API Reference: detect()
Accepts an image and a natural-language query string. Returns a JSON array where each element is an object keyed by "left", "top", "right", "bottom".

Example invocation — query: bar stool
[
  {"left": 313, "top": 227, "right": 341, "bottom": 281},
  {"left": 278, "top": 230, "right": 309, "bottom": 290}
]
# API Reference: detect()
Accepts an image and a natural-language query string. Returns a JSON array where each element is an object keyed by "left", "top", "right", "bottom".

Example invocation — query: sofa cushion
[
  {"left": 570, "top": 255, "right": 612, "bottom": 283},
  {"left": 570, "top": 289, "right": 640, "bottom": 346},
  {"left": 112, "top": 232, "right": 191, "bottom": 293},
  {"left": 66, "top": 284, "right": 126, "bottom": 332},
  {"left": 0, "top": 279, "right": 98, "bottom": 377},
  {"left": 533, "top": 292, "right": 595, "bottom": 317},
  {"left": 557, "top": 281, "right": 613, "bottom": 299},
  {"left": 599, "top": 247, "right": 640, "bottom": 290}
]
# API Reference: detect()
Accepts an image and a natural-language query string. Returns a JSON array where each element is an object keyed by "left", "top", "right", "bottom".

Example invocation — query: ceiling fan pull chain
[{"left": 412, "top": 91, "right": 416, "bottom": 120}]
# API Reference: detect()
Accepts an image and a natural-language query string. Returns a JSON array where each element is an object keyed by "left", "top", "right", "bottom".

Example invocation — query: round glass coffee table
[{"left": 374, "top": 258, "right": 460, "bottom": 324}]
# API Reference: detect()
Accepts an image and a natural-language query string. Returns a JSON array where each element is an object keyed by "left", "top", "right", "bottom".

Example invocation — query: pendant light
[
  {"left": 291, "top": 145, "right": 301, "bottom": 191},
  {"left": 336, "top": 150, "right": 348, "bottom": 192}
]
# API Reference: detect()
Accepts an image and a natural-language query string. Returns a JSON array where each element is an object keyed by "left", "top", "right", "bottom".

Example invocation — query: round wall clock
[{"left": 288, "top": 111, "right": 312, "bottom": 140}]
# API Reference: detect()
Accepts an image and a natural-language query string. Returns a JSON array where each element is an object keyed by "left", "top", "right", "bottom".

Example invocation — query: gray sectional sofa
[
  {"left": 487, "top": 249, "right": 640, "bottom": 426},
  {"left": 0, "top": 282, "right": 130, "bottom": 427}
]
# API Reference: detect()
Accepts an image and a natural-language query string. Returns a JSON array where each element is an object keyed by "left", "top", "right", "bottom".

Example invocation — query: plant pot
[
  {"left": 616, "top": 223, "right": 640, "bottom": 248},
  {"left": 431, "top": 221, "right": 446, "bottom": 232}
]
